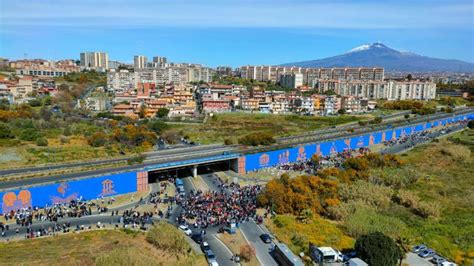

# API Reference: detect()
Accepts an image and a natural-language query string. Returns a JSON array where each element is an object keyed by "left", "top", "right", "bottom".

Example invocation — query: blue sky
[{"left": 1, "top": 0, "right": 473, "bottom": 67}]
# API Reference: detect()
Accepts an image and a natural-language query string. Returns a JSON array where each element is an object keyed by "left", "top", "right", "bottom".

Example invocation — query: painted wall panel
[
  {"left": 244, "top": 112, "right": 474, "bottom": 172},
  {"left": 0, "top": 171, "right": 138, "bottom": 214}
]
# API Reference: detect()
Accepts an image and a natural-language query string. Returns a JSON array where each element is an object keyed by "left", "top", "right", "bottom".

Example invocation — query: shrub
[
  {"left": 35, "top": 137, "right": 48, "bottom": 147},
  {"left": 238, "top": 132, "right": 276, "bottom": 146},
  {"left": 413, "top": 201, "right": 440, "bottom": 219},
  {"left": 59, "top": 136, "right": 70, "bottom": 145},
  {"left": 87, "top": 131, "right": 108, "bottom": 147},
  {"left": 239, "top": 244, "right": 256, "bottom": 262},
  {"left": 224, "top": 138, "right": 234, "bottom": 145},
  {"left": 146, "top": 222, "right": 191, "bottom": 254},
  {"left": 20, "top": 127, "right": 41, "bottom": 141},
  {"left": 393, "top": 190, "right": 420, "bottom": 208},
  {"left": 0, "top": 123, "right": 13, "bottom": 138},
  {"left": 355, "top": 232, "right": 402, "bottom": 266},
  {"left": 468, "top": 120, "right": 474, "bottom": 129}
]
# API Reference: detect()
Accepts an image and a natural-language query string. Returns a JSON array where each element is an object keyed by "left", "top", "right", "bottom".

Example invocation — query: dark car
[
  {"left": 260, "top": 233, "right": 272, "bottom": 244},
  {"left": 191, "top": 233, "right": 203, "bottom": 244},
  {"left": 201, "top": 241, "right": 210, "bottom": 252}
]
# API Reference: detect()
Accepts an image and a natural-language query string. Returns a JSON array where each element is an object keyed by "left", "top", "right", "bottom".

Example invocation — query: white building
[
  {"left": 134, "top": 55, "right": 148, "bottom": 69},
  {"left": 80, "top": 52, "right": 109, "bottom": 69},
  {"left": 280, "top": 73, "right": 303, "bottom": 89}
]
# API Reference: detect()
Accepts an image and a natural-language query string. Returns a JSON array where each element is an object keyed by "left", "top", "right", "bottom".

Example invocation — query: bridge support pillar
[{"left": 193, "top": 165, "right": 197, "bottom": 178}]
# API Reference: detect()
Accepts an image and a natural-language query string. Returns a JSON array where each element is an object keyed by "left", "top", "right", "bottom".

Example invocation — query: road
[
  {"left": 202, "top": 173, "right": 278, "bottom": 266},
  {"left": 0, "top": 144, "right": 232, "bottom": 176},
  {"left": 0, "top": 146, "right": 236, "bottom": 190}
]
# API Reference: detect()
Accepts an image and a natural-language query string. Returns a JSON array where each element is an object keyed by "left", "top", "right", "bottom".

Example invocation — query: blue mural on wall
[
  {"left": 244, "top": 112, "right": 474, "bottom": 172},
  {"left": 0, "top": 171, "right": 137, "bottom": 214}
]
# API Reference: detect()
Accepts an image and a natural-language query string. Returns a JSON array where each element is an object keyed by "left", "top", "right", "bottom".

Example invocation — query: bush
[
  {"left": 35, "top": 137, "right": 48, "bottom": 146},
  {"left": 59, "top": 136, "right": 70, "bottom": 145},
  {"left": 239, "top": 244, "right": 256, "bottom": 262},
  {"left": 87, "top": 131, "right": 108, "bottom": 147},
  {"left": 0, "top": 123, "right": 13, "bottom": 138},
  {"left": 393, "top": 190, "right": 420, "bottom": 208},
  {"left": 146, "top": 222, "right": 191, "bottom": 254},
  {"left": 127, "top": 154, "right": 146, "bottom": 165},
  {"left": 20, "top": 127, "right": 41, "bottom": 141},
  {"left": 355, "top": 232, "right": 402, "bottom": 266},
  {"left": 238, "top": 132, "right": 275, "bottom": 146},
  {"left": 345, "top": 207, "right": 407, "bottom": 238},
  {"left": 224, "top": 138, "right": 234, "bottom": 145},
  {"left": 468, "top": 120, "right": 474, "bottom": 129},
  {"left": 413, "top": 201, "right": 440, "bottom": 219}
]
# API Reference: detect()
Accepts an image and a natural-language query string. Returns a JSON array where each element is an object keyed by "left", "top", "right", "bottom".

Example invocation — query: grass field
[
  {"left": 170, "top": 113, "right": 365, "bottom": 144},
  {"left": 0, "top": 228, "right": 207, "bottom": 266}
]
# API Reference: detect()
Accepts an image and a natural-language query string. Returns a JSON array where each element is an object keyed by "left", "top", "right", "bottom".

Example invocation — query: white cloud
[{"left": 1, "top": 0, "right": 473, "bottom": 29}]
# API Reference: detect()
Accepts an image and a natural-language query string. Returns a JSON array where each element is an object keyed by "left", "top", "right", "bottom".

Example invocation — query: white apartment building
[
  {"left": 324, "top": 95, "right": 341, "bottom": 115},
  {"left": 153, "top": 56, "right": 167, "bottom": 66},
  {"left": 80, "top": 52, "right": 109, "bottom": 69},
  {"left": 280, "top": 73, "right": 303, "bottom": 89},
  {"left": 240, "top": 66, "right": 385, "bottom": 84},
  {"left": 134, "top": 55, "right": 148, "bottom": 69},
  {"left": 318, "top": 80, "right": 436, "bottom": 100}
]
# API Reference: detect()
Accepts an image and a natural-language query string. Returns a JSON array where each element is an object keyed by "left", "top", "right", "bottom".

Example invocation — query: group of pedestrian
[{"left": 177, "top": 183, "right": 261, "bottom": 228}]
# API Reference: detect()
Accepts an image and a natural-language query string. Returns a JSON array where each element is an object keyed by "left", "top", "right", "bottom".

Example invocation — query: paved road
[
  {"left": 0, "top": 147, "right": 236, "bottom": 191},
  {"left": 202, "top": 172, "right": 278, "bottom": 266},
  {"left": 0, "top": 144, "right": 231, "bottom": 176},
  {"left": 240, "top": 220, "right": 278, "bottom": 266},
  {"left": 404, "top": 252, "right": 432, "bottom": 266}
]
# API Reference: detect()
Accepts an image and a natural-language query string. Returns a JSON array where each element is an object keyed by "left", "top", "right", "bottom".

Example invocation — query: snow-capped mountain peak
[
  {"left": 347, "top": 42, "right": 389, "bottom": 53},
  {"left": 347, "top": 44, "right": 371, "bottom": 53}
]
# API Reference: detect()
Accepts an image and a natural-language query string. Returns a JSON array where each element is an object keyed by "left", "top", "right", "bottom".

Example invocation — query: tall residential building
[
  {"left": 280, "top": 73, "right": 303, "bottom": 89},
  {"left": 134, "top": 55, "right": 148, "bottom": 69},
  {"left": 80, "top": 52, "right": 109, "bottom": 69},
  {"left": 152, "top": 56, "right": 167, "bottom": 66}
]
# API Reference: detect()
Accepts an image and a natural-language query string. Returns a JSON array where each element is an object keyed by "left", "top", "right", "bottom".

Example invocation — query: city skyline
[{"left": 1, "top": 0, "right": 473, "bottom": 66}]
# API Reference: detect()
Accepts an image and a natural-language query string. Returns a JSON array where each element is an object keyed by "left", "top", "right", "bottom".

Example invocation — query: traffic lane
[
  {"left": 240, "top": 220, "right": 277, "bottom": 266},
  {"left": 404, "top": 252, "right": 432, "bottom": 266},
  {"left": 201, "top": 173, "right": 221, "bottom": 192},
  {"left": 203, "top": 234, "right": 236, "bottom": 266}
]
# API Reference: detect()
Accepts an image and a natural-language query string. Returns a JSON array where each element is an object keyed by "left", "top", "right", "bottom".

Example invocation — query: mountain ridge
[{"left": 281, "top": 43, "right": 474, "bottom": 73}]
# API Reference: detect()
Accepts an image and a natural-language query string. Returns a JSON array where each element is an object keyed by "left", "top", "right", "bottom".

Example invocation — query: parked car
[
  {"left": 430, "top": 255, "right": 446, "bottom": 264},
  {"left": 260, "top": 233, "right": 272, "bottom": 244},
  {"left": 191, "top": 233, "right": 203, "bottom": 244},
  {"left": 205, "top": 250, "right": 218, "bottom": 265},
  {"left": 201, "top": 241, "right": 210, "bottom": 252},
  {"left": 178, "top": 225, "right": 193, "bottom": 236},
  {"left": 419, "top": 249, "right": 435, "bottom": 258},
  {"left": 439, "top": 262, "right": 457, "bottom": 266},
  {"left": 412, "top": 244, "right": 427, "bottom": 253}
]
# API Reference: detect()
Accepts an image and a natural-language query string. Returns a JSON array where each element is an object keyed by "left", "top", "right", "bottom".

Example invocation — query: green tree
[
  {"left": 338, "top": 108, "right": 347, "bottom": 115},
  {"left": 155, "top": 108, "right": 170, "bottom": 119},
  {"left": 138, "top": 104, "right": 147, "bottom": 119},
  {"left": 148, "top": 120, "right": 169, "bottom": 134},
  {"left": 355, "top": 232, "right": 402, "bottom": 266}
]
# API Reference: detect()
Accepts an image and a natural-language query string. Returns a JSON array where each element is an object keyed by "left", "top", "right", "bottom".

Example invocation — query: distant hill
[{"left": 282, "top": 42, "right": 474, "bottom": 73}]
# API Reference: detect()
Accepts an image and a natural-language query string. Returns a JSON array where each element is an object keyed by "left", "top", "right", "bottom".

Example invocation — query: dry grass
[
  {"left": 177, "top": 113, "right": 363, "bottom": 144},
  {"left": 265, "top": 214, "right": 354, "bottom": 255},
  {"left": 0, "top": 229, "right": 207, "bottom": 266}
]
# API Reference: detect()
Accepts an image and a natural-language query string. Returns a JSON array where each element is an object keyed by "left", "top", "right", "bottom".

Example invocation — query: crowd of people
[
  {"left": 176, "top": 182, "right": 261, "bottom": 228},
  {"left": 275, "top": 147, "right": 371, "bottom": 175}
]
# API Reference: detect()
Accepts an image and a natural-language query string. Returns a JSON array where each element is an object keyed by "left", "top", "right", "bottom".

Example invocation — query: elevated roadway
[{"left": 1, "top": 107, "right": 472, "bottom": 191}]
